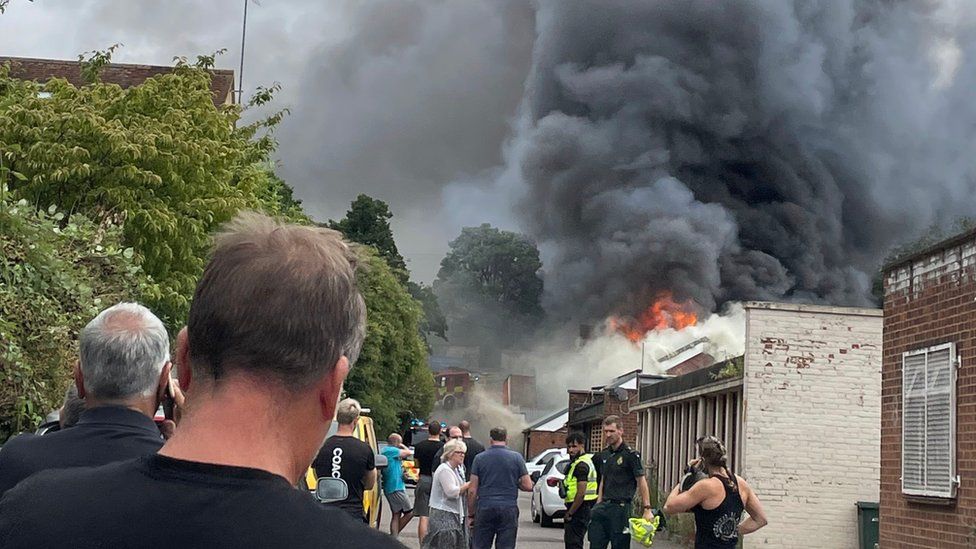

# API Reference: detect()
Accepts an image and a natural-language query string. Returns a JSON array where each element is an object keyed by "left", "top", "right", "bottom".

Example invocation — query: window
[{"left": 902, "top": 343, "right": 957, "bottom": 498}]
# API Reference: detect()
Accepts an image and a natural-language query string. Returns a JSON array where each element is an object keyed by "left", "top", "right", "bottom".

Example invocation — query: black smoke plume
[{"left": 496, "top": 0, "right": 976, "bottom": 319}]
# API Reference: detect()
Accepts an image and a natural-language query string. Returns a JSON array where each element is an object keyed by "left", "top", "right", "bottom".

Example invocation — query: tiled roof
[{"left": 0, "top": 56, "right": 235, "bottom": 105}]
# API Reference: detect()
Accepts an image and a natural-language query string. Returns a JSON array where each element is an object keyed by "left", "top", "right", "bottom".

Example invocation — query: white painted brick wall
[
  {"left": 886, "top": 233, "right": 976, "bottom": 295},
  {"left": 741, "top": 302, "right": 882, "bottom": 549}
]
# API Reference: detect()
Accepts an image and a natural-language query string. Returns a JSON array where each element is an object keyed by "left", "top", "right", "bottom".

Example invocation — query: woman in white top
[{"left": 423, "top": 439, "right": 471, "bottom": 549}]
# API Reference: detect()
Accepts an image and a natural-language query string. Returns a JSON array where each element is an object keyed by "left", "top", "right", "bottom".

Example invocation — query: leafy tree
[
  {"left": 329, "top": 195, "right": 408, "bottom": 281},
  {"left": 436, "top": 223, "right": 544, "bottom": 316},
  {"left": 434, "top": 224, "right": 544, "bottom": 358},
  {"left": 330, "top": 194, "right": 448, "bottom": 344},
  {"left": 344, "top": 249, "right": 434, "bottom": 435},
  {"left": 0, "top": 51, "right": 288, "bottom": 329},
  {"left": 407, "top": 281, "right": 448, "bottom": 342},
  {"left": 0, "top": 195, "right": 156, "bottom": 441}
]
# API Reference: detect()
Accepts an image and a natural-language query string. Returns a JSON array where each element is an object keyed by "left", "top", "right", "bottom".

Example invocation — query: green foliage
[
  {"left": 434, "top": 224, "right": 544, "bottom": 352},
  {"left": 711, "top": 356, "right": 744, "bottom": 381},
  {"left": 330, "top": 195, "right": 408, "bottom": 281},
  {"left": 329, "top": 194, "right": 448, "bottom": 345},
  {"left": 78, "top": 43, "right": 123, "bottom": 84},
  {"left": 344, "top": 249, "right": 434, "bottom": 436},
  {"left": 407, "top": 281, "right": 448, "bottom": 343},
  {"left": 256, "top": 167, "right": 308, "bottom": 224},
  {"left": 436, "top": 223, "right": 544, "bottom": 317},
  {"left": 0, "top": 54, "right": 287, "bottom": 329},
  {"left": 0, "top": 195, "right": 156, "bottom": 441}
]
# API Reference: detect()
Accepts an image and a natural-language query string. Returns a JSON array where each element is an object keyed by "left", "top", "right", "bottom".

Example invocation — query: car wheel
[
  {"left": 531, "top": 496, "right": 540, "bottom": 523},
  {"left": 540, "top": 507, "right": 554, "bottom": 528}
]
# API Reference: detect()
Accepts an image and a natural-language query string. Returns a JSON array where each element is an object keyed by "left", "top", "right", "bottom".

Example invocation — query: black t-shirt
[
  {"left": 572, "top": 460, "right": 591, "bottom": 482},
  {"left": 0, "top": 454, "right": 402, "bottom": 549},
  {"left": 312, "top": 435, "right": 375, "bottom": 519},
  {"left": 414, "top": 439, "right": 444, "bottom": 476},
  {"left": 598, "top": 443, "right": 644, "bottom": 501},
  {"left": 462, "top": 436, "right": 485, "bottom": 479}
]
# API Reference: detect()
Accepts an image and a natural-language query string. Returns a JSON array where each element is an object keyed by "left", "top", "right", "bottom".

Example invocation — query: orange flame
[{"left": 608, "top": 291, "right": 698, "bottom": 343}]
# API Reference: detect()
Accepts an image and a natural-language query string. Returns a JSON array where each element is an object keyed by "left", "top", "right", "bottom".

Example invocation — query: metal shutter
[{"left": 902, "top": 343, "right": 957, "bottom": 498}]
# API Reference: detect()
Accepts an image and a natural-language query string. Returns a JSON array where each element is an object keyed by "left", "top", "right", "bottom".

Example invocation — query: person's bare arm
[
  {"left": 518, "top": 474, "right": 533, "bottom": 492},
  {"left": 363, "top": 468, "right": 377, "bottom": 490},
  {"left": 736, "top": 477, "right": 768, "bottom": 535},
  {"left": 637, "top": 475, "right": 653, "bottom": 520},
  {"left": 567, "top": 480, "right": 587, "bottom": 516},
  {"left": 466, "top": 475, "right": 479, "bottom": 525},
  {"left": 663, "top": 479, "right": 711, "bottom": 514},
  {"left": 398, "top": 445, "right": 413, "bottom": 459}
]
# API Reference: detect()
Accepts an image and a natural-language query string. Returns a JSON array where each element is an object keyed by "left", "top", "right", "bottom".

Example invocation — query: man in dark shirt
[
  {"left": 0, "top": 302, "right": 172, "bottom": 499},
  {"left": 313, "top": 398, "right": 376, "bottom": 522},
  {"left": 588, "top": 415, "right": 652, "bottom": 549},
  {"left": 413, "top": 421, "right": 444, "bottom": 543},
  {"left": 468, "top": 426, "right": 533, "bottom": 549},
  {"left": 0, "top": 213, "right": 401, "bottom": 548},
  {"left": 459, "top": 419, "right": 485, "bottom": 480}
]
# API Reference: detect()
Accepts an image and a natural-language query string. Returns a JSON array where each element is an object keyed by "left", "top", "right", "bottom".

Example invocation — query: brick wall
[
  {"left": 525, "top": 429, "right": 567, "bottom": 458},
  {"left": 880, "top": 230, "right": 976, "bottom": 548},
  {"left": 742, "top": 302, "right": 882, "bottom": 548},
  {"left": 604, "top": 388, "right": 640, "bottom": 449},
  {"left": 0, "top": 56, "right": 234, "bottom": 105}
]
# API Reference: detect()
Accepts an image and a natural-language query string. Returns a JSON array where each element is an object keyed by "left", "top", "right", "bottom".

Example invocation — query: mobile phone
[{"left": 161, "top": 375, "right": 176, "bottom": 421}]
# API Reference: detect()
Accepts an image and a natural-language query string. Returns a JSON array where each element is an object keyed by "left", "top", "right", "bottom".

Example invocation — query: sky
[
  {"left": 4, "top": 0, "right": 975, "bottom": 322},
  {"left": 0, "top": 0, "right": 536, "bottom": 283}
]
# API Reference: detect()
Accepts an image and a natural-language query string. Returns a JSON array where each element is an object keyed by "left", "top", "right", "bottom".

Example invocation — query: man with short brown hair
[
  {"left": 588, "top": 415, "right": 652, "bottom": 549},
  {"left": 0, "top": 212, "right": 401, "bottom": 548}
]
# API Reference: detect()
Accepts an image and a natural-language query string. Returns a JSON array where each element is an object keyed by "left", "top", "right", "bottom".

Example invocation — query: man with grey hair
[
  {"left": 0, "top": 302, "right": 174, "bottom": 498},
  {"left": 0, "top": 212, "right": 399, "bottom": 548},
  {"left": 312, "top": 397, "right": 377, "bottom": 522}
]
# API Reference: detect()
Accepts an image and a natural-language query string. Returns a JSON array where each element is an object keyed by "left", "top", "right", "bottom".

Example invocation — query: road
[{"left": 382, "top": 490, "right": 684, "bottom": 548}]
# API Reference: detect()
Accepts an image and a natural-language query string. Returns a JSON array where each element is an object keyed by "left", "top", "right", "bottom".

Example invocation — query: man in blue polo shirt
[{"left": 467, "top": 426, "right": 533, "bottom": 549}]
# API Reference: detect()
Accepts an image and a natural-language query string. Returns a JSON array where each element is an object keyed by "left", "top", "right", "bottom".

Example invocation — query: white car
[
  {"left": 525, "top": 447, "right": 567, "bottom": 478},
  {"left": 530, "top": 457, "right": 570, "bottom": 527}
]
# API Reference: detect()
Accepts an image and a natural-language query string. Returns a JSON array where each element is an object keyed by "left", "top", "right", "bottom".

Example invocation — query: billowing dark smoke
[{"left": 497, "top": 0, "right": 976, "bottom": 319}]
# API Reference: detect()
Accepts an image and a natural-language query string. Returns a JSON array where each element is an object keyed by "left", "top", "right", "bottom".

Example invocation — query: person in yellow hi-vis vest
[{"left": 562, "top": 432, "right": 598, "bottom": 549}]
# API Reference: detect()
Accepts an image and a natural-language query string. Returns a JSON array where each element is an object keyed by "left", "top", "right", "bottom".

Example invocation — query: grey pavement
[{"left": 383, "top": 491, "right": 684, "bottom": 549}]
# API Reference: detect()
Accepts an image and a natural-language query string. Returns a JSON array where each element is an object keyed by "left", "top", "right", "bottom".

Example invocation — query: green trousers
[{"left": 587, "top": 501, "right": 631, "bottom": 549}]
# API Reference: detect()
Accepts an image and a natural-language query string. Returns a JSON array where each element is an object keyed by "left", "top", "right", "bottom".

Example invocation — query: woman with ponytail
[{"left": 662, "top": 436, "right": 768, "bottom": 548}]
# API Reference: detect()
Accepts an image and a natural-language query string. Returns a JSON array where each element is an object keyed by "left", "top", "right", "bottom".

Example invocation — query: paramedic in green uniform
[{"left": 587, "top": 415, "right": 652, "bottom": 549}]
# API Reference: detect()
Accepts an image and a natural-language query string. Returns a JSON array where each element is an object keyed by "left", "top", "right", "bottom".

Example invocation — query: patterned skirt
[{"left": 422, "top": 507, "right": 467, "bottom": 549}]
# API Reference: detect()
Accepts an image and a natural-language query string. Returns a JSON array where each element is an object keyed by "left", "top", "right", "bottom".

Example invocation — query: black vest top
[{"left": 692, "top": 473, "right": 744, "bottom": 549}]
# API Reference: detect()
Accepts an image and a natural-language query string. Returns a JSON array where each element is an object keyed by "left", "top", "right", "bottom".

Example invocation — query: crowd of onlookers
[{"left": 0, "top": 212, "right": 767, "bottom": 549}]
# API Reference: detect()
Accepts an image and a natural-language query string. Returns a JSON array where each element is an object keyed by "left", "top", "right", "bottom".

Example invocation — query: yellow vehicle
[{"left": 302, "top": 414, "right": 384, "bottom": 529}]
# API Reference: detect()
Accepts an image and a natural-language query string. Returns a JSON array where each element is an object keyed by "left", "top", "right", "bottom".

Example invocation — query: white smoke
[{"left": 526, "top": 303, "right": 746, "bottom": 409}]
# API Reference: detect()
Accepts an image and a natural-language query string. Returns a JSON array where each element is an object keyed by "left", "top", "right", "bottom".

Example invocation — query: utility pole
[{"left": 237, "top": 0, "right": 249, "bottom": 104}]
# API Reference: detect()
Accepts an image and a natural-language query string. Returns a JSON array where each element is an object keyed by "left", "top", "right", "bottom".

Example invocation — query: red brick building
[
  {"left": 881, "top": 227, "right": 976, "bottom": 548},
  {"left": 522, "top": 408, "right": 568, "bottom": 458},
  {"left": 0, "top": 56, "right": 235, "bottom": 105},
  {"left": 566, "top": 371, "right": 666, "bottom": 452}
]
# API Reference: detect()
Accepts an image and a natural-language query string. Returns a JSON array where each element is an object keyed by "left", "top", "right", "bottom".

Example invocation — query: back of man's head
[
  {"left": 388, "top": 433, "right": 402, "bottom": 445},
  {"left": 490, "top": 426, "right": 507, "bottom": 443},
  {"left": 79, "top": 302, "right": 169, "bottom": 401},
  {"left": 428, "top": 421, "right": 442, "bottom": 437},
  {"left": 335, "top": 398, "right": 361, "bottom": 426},
  {"left": 186, "top": 212, "right": 366, "bottom": 392},
  {"left": 459, "top": 420, "right": 471, "bottom": 435}
]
